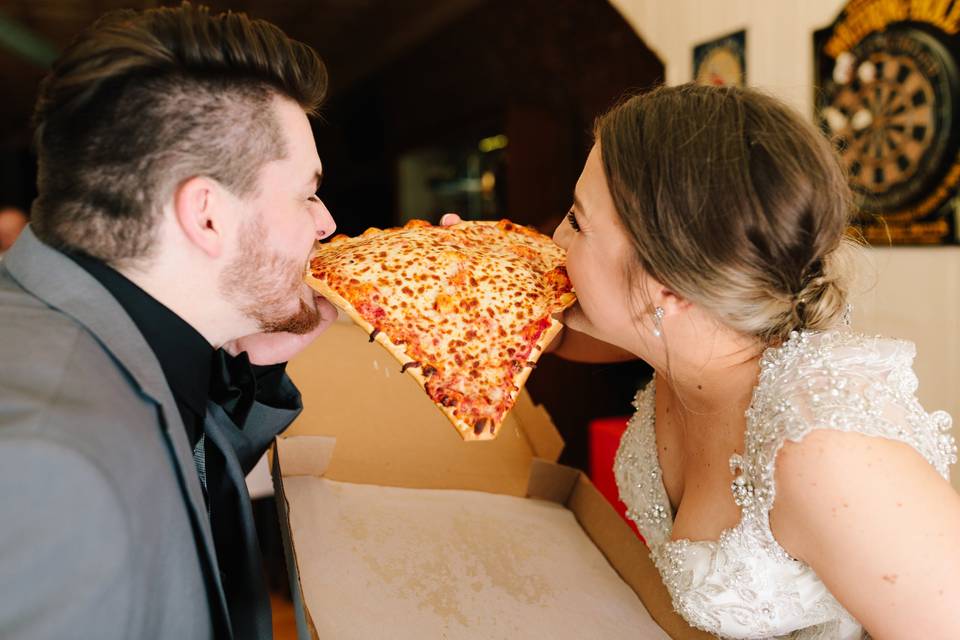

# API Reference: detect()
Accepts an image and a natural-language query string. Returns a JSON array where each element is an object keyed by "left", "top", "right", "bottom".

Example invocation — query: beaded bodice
[{"left": 614, "top": 331, "right": 957, "bottom": 640}]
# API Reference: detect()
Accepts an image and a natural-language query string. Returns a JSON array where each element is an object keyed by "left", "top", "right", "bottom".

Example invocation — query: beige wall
[{"left": 609, "top": 0, "right": 960, "bottom": 489}]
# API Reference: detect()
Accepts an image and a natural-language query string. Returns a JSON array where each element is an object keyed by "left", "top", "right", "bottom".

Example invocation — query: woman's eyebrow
[{"left": 573, "top": 193, "right": 587, "bottom": 216}]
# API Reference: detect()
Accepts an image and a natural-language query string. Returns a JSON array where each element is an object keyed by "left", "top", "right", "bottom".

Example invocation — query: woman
[{"left": 548, "top": 84, "right": 960, "bottom": 639}]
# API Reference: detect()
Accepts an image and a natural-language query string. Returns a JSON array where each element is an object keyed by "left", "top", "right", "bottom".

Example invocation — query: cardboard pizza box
[{"left": 275, "top": 319, "right": 713, "bottom": 639}]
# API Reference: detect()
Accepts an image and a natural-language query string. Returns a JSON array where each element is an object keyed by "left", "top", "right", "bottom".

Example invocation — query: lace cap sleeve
[{"left": 743, "top": 331, "right": 957, "bottom": 515}]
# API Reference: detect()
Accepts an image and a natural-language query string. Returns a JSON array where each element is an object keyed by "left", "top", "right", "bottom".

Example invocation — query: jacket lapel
[{"left": 4, "top": 226, "right": 232, "bottom": 634}]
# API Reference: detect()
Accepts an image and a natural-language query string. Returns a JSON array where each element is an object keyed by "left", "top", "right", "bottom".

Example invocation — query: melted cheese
[{"left": 307, "top": 220, "right": 574, "bottom": 437}]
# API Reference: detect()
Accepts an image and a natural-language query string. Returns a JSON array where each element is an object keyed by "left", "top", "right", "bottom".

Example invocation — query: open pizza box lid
[{"left": 273, "top": 319, "right": 710, "bottom": 639}]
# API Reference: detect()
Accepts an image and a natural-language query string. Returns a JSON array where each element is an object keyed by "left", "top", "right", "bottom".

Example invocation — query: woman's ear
[
  {"left": 172, "top": 176, "right": 226, "bottom": 259},
  {"left": 641, "top": 272, "right": 691, "bottom": 318},
  {"left": 656, "top": 286, "right": 692, "bottom": 316}
]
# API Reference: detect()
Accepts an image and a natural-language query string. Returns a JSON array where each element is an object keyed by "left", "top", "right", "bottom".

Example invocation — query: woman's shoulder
[{"left": 747, "top": 329, "right": 956, "bottom": 485}]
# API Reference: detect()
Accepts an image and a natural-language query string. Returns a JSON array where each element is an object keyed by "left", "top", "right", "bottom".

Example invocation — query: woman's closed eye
[{"left": 566, "top": 210, "right": 581, "bottom": 232}]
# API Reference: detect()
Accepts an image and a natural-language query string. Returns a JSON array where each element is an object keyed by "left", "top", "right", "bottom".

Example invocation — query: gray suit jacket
[{"left": 0, "top": 227, "right": 300, "bottom": 639}]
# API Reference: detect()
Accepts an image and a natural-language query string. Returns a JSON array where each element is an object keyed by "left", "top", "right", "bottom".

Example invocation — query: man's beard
[{"left": 219, "top": 214, "right": 320, "bottom": 335}]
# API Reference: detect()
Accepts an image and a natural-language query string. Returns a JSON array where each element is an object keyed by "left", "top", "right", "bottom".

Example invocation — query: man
[{"left": 0, "top": 5, "right": 337, "bottom": 639}]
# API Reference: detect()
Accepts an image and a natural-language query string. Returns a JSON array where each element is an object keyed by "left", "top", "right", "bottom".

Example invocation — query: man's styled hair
[{"left": 31, "top": 2, "right": 327, "bottom": 262}]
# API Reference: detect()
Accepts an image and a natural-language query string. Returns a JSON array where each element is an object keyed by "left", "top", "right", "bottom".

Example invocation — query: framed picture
[{"left": 693, "top": 29, "right": 746, "bottom": 87}]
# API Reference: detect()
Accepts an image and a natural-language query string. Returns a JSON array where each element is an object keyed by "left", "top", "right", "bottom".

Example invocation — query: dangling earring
[{"left": 651, "top": 306, "right": 665, "bottom": 337}]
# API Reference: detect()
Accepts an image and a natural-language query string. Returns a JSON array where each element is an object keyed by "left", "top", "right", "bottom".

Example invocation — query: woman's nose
[{"left": 552, "top": 219, "right": 569, "bottom": 248}]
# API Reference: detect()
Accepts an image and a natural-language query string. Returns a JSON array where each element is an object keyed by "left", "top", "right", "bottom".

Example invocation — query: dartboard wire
[
  {"left": 866, "top": 93, "right": 885, "bottom": 159},
  {"left": 855, "top": 135, "right": 874, "bottom": 170},
  {"left": 885, "top": 60, "right": 902, "bottom": 109},
  {"left": 856, "top": 92, "right": 874, "bottom": 161},
  {"left": 879, "top": 74, "right": 897, "bottom": 117},
  {"left": 879, "top": 79, "right": 899, "bottom": 158},
  {"left": 885, "top": 124, "right": 906, "bottom": 149},
  {"left": 886, "top": 88, "right": 909, "bottom": 121},
  {"left": 873, "top": 134, "right": 884, "bottom": 160},
  {"left": 884, "top": 130, "right": 898, "bottom": 156},
  {"left": 877, "top": 86, "right": 896, "bottom": 155}
]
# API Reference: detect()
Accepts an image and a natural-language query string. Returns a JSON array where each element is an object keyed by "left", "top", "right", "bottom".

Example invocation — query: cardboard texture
[{"left": 277, "top": 319, "right": 713, "bottom": 639}]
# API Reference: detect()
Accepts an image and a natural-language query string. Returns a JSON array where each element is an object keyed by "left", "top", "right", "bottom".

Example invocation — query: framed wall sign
[{"left": 693, "top": 30, "right": 746, "bottom": 87}]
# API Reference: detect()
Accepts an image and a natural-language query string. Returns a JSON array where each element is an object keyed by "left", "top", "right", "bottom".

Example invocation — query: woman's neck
[{"left": 655, "top": 341, "right": 763, "bottom": 418}]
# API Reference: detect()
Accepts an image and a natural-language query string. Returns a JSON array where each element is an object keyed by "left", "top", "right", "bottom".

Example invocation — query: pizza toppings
[{"left": 305, "top": 218, "right": 576, "bottom": 440}]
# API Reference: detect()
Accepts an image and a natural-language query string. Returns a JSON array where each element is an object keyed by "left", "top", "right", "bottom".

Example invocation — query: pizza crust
[{"left": 304, "top": 220, "right": 577, "bottom": 442}]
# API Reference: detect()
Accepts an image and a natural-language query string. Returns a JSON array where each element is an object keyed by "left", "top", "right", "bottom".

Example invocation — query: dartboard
[{"left": 817, "top": 27, "right": 960, "bottom": 214}]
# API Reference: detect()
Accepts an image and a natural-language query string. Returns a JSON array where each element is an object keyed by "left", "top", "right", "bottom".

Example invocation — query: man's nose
[{"left": 314, "top": 200, "right": 336, "bottom": 240}]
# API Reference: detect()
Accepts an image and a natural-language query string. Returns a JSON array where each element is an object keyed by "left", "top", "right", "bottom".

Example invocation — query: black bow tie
[{"left": 209, "top": 349, "right": 257, "bottom": 427}]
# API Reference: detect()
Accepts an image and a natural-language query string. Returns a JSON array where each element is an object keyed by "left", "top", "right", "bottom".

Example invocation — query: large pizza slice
[{"left": 304, "top": 219, "right": 576, "bottom": 441}]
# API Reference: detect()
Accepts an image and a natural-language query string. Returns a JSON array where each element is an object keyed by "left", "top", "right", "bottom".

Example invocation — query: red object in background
[{"left": 589, "top": 417, "right": 646, "bottom": 544}]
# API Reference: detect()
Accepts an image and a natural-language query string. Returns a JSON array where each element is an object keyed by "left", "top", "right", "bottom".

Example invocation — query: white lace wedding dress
[{"left": 615, "top": 330, "right": 957, "bottom": 639}]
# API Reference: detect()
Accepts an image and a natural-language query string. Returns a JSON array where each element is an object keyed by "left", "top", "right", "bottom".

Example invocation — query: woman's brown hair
[
  {"left": 596, "top": 83, "right": 856, "bottom": 345},
  {"left": 31, "top": 2, "right": 327, "bottom": 262}
]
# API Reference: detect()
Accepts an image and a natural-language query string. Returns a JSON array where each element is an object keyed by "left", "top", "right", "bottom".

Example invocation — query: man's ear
[{"left": 172, "top": 176, "right": 227, "bottom": 258}]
